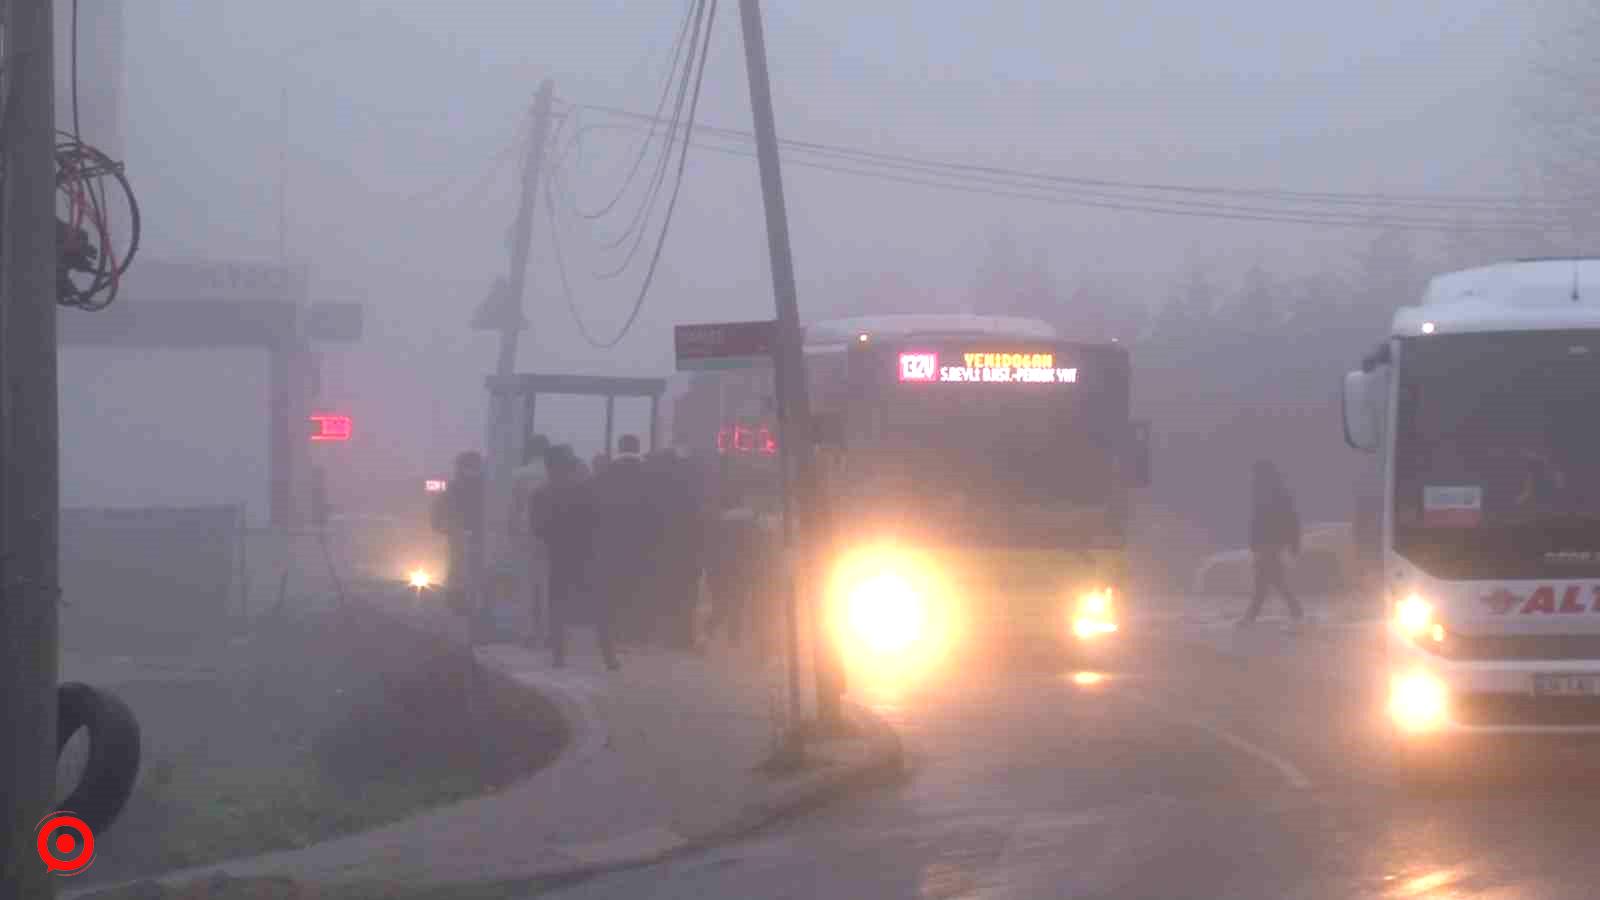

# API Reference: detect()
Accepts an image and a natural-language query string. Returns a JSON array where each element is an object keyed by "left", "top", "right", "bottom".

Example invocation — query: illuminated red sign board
[
  {"left": 309, "top": 414, "right": 352, "bottom": 442},
  {"left": 717, "top": 423, "right": 777, "bottom": 455},
  {"left": 897, "top": 351, "right": 1078, "bottom": 385}
]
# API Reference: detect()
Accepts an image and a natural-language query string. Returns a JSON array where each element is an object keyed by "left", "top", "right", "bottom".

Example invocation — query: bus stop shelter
[{"left": 485, "top": 372, "right": 669, "bottom": 466}]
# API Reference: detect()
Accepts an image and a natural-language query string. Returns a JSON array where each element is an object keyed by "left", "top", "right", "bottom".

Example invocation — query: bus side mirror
[
  {"left": 1342, "top": 370, "right": 1380, "bottom": 452},
  {"left": 813, "top": 411, "right": 846, "bottom": 448},
  {"left": 1130, "top": 421, "right": 1152, "bottom": 488}
]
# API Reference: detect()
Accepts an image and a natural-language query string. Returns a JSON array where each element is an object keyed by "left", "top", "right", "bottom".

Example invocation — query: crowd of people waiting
[{"left": 430, "top": 433, "right": 785, "bottom": 670}]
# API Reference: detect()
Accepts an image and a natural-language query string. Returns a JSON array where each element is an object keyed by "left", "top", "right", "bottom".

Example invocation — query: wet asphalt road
[{"left": 538, "top": 618, "right": 1600, "bottom": 899}]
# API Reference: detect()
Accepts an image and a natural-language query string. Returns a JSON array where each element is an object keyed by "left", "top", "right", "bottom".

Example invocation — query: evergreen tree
[
  {"left": 1151, "top": 260, "right": 1218, "bottom": 342},
  {"left": 1234, "top": 261, "right": 1278, "bottom": 335},
  {"left": 968, "top": 229, "right": 1027, "bottom": 315}
]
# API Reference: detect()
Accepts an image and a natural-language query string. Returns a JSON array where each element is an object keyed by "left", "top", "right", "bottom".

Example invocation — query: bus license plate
[{"left": 1534, "top": 674, "right": 1600, "bottom": 696}]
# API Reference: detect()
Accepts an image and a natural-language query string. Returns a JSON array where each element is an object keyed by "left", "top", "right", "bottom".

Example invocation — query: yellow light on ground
[
  {"left": 1072, "top": 671, "right": 1105, "bottom": 686},
  {"left": 408, "top": 569, "right": 433, "bottom": 590},
  {"left": 847, "top": 573, "right": 927, "bottom": 654},
  {"left": 1389, "top": 670, "right": 1448, "bottom": 733},
  {"left": 1394, "top": 594, "right": 1433, "bottom": 639}
]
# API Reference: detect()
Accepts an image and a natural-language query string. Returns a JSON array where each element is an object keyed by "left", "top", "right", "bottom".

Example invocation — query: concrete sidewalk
[{"left": 74, "top": 633, "right": 901, "bottom": 898}]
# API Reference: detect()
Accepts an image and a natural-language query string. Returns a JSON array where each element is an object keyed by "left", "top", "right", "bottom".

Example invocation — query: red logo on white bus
[
  {"left": 1480, "top": 589, "right": 1521, "bottom": 615},
  {"left": 898, "top": 352, "right": 937, "bottom": 382},
  {"left": 1481, "top": 586, "right": 1600, "bottom": 615}
]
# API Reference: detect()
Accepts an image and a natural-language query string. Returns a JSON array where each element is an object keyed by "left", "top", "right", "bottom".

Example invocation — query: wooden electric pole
[
  {"left": 483, "top": 81, "right": 556, "bottom": 580},
  {"left": 737, "top": 0, "right": 845, "bottom": 729},
  {"left": 1, "top": 1, "right": 61, "bottom": 894}
]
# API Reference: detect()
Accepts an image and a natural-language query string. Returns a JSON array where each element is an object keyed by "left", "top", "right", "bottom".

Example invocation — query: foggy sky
[{"left": 60, "top": 0, "right": 1546, "bottom": 519}]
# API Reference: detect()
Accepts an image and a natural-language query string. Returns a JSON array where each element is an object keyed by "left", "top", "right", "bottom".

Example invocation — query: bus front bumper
[{"left": 1389, "top": 636, "right": 1600, "bottom": 738}]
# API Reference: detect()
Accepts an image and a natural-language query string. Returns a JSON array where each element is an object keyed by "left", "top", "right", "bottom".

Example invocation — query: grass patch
[
  {"left": 85, "top": 872, "right": 580, "bottom": 900},
  {"left": 66, "top": 605, "right": 567, "bottom": 889}
]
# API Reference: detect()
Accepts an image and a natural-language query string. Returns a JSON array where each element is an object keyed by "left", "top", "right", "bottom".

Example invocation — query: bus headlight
[
  {"left": 846, "top": 573, "right": 927, "bottom": 654},
  {"left": 1073, "top": 588, "right": 1118, "bottom": 639},
  {"left": 1389, "top": 670, "right": 1448, "bottom": 733},
  {"left": 1394, "top": 594, "right": 1432, "bottom": 639}
]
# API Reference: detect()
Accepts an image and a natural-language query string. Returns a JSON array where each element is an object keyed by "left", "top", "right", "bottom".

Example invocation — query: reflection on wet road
[{"left": 539, "top": 617, "right": 1600, "bottom": 899}]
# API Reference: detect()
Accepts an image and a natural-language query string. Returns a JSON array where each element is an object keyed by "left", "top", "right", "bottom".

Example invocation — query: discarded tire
[{"left": 57, "top": 681, "right": 142, "bottom": 833}]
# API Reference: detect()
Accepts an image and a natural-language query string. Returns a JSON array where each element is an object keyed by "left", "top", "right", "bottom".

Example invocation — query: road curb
[{"left": 505, "top": 697, "right": 905, "bottom": 887}]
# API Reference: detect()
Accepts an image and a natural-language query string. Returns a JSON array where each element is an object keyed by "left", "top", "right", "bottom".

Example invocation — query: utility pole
[
  {"left": 277, "top": 84, "right": 288, "bottom": 265},
  {"left": 484, "top": 81, "right": 556, "bottom": 568},
  {"left": 737, "top": 0, "right": 845, "bottom": 729},
  {"left": 1, "top": 1, "right": 60, "bottom": 895}
]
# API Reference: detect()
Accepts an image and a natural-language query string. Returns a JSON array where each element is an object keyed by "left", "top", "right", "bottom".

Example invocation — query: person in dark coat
[
  {"left": 1238, "top": 459, "right": 1304, "bottom": 626},
  {"left": 705, "top": 498, "right": 756, "bottom": 650},
  {"left": 431, "top": 451, "right": 487, "bottom": 629},
  {"left": 643, "top": 449, "right": 706, "bottom": 650},
  {"left": 589, "top": 435, "right": 660, "bottom": 645},
  {"left": 533, "top": 447, "right": 618, "bottom": 670}
]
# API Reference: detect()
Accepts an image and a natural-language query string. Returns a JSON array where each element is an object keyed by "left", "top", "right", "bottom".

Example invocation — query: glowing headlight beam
[
  {"left": 1074, "top": 618, "right": 1118, "bottom": 639},
  {"left": 1389, "top": 670, "right": 1448, "bottom": 733},
  {"left": 846, "top": 572, "right": 927, "bottom": 655},
  {"left": 408, "top": 569, "right": 433, "bottom": 590},
  {"left": 1394, "top": 594, "right": 1432, "bottom": 638},
  {"left": 1079, "top": 590, "right": 1112, "bottom": 617}
]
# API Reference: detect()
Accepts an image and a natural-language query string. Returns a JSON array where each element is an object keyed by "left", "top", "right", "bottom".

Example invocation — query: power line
[
  {"left": 548, "top": 0, "right": 719, "bottom": 349},
  {"left": 589, "top": 0, "right": 708, "bottom": 277},
  {"left": 571, "top": 0, "right": 698, "bottom": 222},
  {"left": 560, "top": 119, "right": 1573, "bottom": 233},
  {"left": 573, "top": 101, "right": 1584, "bottom": 216}
]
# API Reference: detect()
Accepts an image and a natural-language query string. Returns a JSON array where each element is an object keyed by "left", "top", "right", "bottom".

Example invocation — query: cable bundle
[
  {"left": 546, "top": 0, "right": 719, "bottom": 349},
  {"left": 56, "top": 134, "right": 140, "bottom": 310},
  {"left": 56, "top": 0, "right": 140, "bottom": 311}
]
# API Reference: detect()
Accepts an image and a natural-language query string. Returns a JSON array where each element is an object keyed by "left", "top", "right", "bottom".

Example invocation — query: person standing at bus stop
[
  {"left": 591, "top": 435, "right": 659, "bottom": 646},
  {"left": 1237, "top": 459, "right": 1304, "bottom": 627},
  {"left": 534, "top": 446, "right": 619, "bottom": 670},
  {"left": 510, "top": 435, "right": 552, "bottom": 644}
]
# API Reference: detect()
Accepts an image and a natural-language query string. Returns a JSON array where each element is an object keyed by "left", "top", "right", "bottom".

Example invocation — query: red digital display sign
[
  {"left": 310, "top": 414, "right": 352, "bottom": 442},
  {"left": 717, "top": 423, "right": 777, "bottom": 455}
]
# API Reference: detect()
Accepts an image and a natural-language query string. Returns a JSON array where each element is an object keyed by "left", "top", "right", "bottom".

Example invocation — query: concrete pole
[
  {"left": 1, "top": 2, "right": 61, "bottom": 895},
  {"left": 737, "top": 0, "right": 844, "bottom": 728},
  {"left": 277, "top": 85, "right": 288, "bottom": 265},
  {"left": 268, "top": 347, "right": 293, "bottom": 530},
  {"left": 485, "top": 81, "right": 555, "bottom": 565}
]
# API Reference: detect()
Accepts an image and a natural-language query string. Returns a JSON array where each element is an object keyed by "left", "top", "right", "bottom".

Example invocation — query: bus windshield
[
  {"left": 839, "top": 343, "right": 1131, "bottom": 547},
  {"left": 879, "top": 389, "right": 1120, "bottom": 506},
  {"left": 1394, "top": 330, "right": 1600, "bottom": 578}
]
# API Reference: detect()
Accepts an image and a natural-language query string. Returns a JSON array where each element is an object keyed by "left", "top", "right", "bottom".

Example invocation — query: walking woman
[{"left": 1238, "top": 459, "right": 1304, "bottom": 626}]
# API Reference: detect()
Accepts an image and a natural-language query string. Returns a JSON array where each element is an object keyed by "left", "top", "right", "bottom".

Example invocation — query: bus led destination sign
[{"left": 898, "top": 351, "right": 1078, "bottom": 385}]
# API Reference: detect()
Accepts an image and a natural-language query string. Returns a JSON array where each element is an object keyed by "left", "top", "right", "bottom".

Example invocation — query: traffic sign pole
[{"left": 737, "top": 0, "right": 846, "bottom": 731}]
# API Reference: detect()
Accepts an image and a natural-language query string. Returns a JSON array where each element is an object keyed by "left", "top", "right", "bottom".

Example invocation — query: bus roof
[
  {"left": 805, "top": 314, "right": 1057, "bottom": 346},
  {"left": 1395, "top": 259, "right": 1600, "bottom": 335}
]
